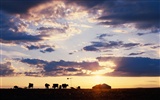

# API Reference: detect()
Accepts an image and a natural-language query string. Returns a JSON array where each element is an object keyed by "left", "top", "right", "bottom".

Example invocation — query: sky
[{"left": 0, "top": 0, "right": 160, "bottom": 89}]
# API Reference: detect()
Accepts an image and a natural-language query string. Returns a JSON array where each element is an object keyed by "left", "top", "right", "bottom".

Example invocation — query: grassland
[{"left": 0, "top": 88, "right": 160, "bottom": 100}]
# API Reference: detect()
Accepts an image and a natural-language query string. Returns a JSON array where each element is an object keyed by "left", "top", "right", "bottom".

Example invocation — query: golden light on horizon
[{"left": 93, "top": 75, "right": 103, "bottom": 84}]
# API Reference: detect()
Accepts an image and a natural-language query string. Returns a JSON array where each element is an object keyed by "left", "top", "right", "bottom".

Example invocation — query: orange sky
[{"left": 1, "top": 76, "right": 159, "bottom": 89}]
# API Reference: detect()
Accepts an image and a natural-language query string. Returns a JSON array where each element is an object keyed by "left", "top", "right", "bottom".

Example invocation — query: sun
[{"left": 93, "top": 75, "right": 104, "bottom": 84}]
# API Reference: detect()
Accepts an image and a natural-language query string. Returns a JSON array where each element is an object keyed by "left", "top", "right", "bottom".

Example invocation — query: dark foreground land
[{"left": 0, "top": 88, "right": 160, "bottom": 100}]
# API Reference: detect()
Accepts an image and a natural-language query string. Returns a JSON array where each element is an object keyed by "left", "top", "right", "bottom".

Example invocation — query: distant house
[{"left": 92, "top": 83, "right": 111, "bottom": 89}]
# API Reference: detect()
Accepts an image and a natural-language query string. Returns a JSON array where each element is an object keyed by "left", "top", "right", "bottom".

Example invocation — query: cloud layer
[
  {"left": 1, "top": 57, "right": 159, "bottom": 77},
  {"left": 97, "top": 57, "right": 160, "bottom": 76},
  {"left": 69, "top": 0, "right": 160, "bottom": 30},
  {"left": 0, "top": 62, "right": 14, "bottom": 76},
  {"left": 83, "top": 41, "right": 140, "bottom": 52},
  {"left": 0, "top": 0, "right": 159, "bottom": 78},
  {"left": 0, "top": 0, "right": 51, "bottom": 14}
]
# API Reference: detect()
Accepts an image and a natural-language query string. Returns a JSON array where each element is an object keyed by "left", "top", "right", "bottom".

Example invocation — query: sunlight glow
[
  {"left": 91, "top": 68, "right": 114, "bottom": 75},
  {"left": 91, "top": 61, "right": 117, "bottom": 75},
  {"left": 98, "top": 61, "right": 116, "bottom": 68}
]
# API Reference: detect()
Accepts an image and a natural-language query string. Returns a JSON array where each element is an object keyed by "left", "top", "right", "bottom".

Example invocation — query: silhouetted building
[
  {"left": 13, "top": 86, "right": 19, "bottom": 89},
  {"left": 13, "top": 86, "right": 22, "bottom": 89},
  {"left": 92, "top": 83, "right": 111, "bottom": 89},
  {"left": 71, "top": 87, "right": 75, "bottom": 89},
  {"left": 77, "top": 86, "right": 81, "bottom": 89}
]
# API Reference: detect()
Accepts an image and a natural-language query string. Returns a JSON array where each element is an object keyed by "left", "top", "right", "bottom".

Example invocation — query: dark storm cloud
[
  {"left": 67, "top": 0, "right": 160, "bottom": 30},
  {"left": 0, "top": 62, "right": 14, "bottom": 76},
  {"left": 0, "top": 12, "right": 46, "bottom": 44},
  {"left": 83, "top": 41, "right": 140, "bottom": 51},
  {"left": 98, "top": 0, "right": 160, "bottom": 29},
  {"left": 0, "top": 0, "right": 51, "bottom": 14},
  {"left": 66, "top": 0, "right": 107, "bottom": 8},
  {"left": 129, "top": 52, "right": 145, "bottom": 56},
  {"left": 97, "top": 57, "right": 160, "bottom": 76},
  {"left": 20, "top": 59, "right": 102, "bottom": 76},
  {"left": 0, "top": 30, "right": 45, "bottom": 44}
]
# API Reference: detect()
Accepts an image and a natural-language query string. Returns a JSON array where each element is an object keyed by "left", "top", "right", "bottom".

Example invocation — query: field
[{"left": 0, "top": 88, "right": 160, "bottom": 100}]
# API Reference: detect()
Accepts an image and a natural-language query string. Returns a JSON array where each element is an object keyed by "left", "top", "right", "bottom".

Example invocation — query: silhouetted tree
[
  {"left": 52, "top": 84, "right": 59, "bottom": 89},
  {"left": 77, "top": 86, "right": 81, "bottom": 89},
  {"left": 71, "top": 87, "right": 75, "bottom": 89},
  {"left": 45, "top": 83, "right": 50, "bottom": 89},
  {"left": 28, "top": 83, "right": 33, "bottom": 89},
  {"left": 13, "top": 86, "right": 22, "bottom": 89},
  {"left": 13, "top": 86, "right": 19, "bottom": 89},
  {"left": 62, "top": 84, "right": 68, "bottom": 89}
]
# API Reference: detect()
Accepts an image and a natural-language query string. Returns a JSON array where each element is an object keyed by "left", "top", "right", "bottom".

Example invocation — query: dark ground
[{"left": 0, "top": 88, "right": 160, "bottom": 100}]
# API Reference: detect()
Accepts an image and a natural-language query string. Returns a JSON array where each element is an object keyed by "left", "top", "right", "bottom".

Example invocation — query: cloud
[
  {"left": 65, "top": 67, "right": 79, "bottom": 72},
  {"left": 66, "top": 0, "right": 106, "bottom": 8},
  {"left": 19, "top": 57, "right": 160, "bottom": 77},
  {"left": 24, "top": 72, "right": 43, "bottom": 77},
  {"left": 40, "top": 47, "right": 55, "bottom": 53},
  {"left": 19, "top": 59, "right": 103, "bottom": 76},
  {"left": 24, "top": 44, "right": 52, "bottom": 50},
  {"left": 97, "top": 33, "right": 114, "bottom": 40},
  {"left": 97, "top": 57, "right": 160, "bottom": 76},
  {"left": 1, "top": 0, "right": 159, "bottom": 31},
  {"left": 0, "top": 30, "right": 45, "bottom": 44},
  {"left": 21, "top": 58, "right": 47, "bottom": 65},
  {"left": 83, "top": 41, "right": 140, "bottom": 51},
  {"left": 0, "top": 0, "right": 51, "bottom": 14},
  {"left": 67, "top": 0, "right": 160, "bottom": 30},
  {"left": 151, "top": 46, "right": 160, "bottom": 49},
  {"left": 24, "top": 44, "right": 55, "bottom": 53},
  {"left": 0, "top": 12, "right": 46, "bottom": 44},
  {"left": 83, "top": 45, "right": 99, "bottom": 51},
  {"left": 37, "top": 27, "right": 67, "bottom": 33},
  {"left": 97, "top": 0, "right": 160, "bottom": 30},
  {"left": 0, "top": 62, "right": 14, "bottom": 76},
  {"left": 129, "top": 52, "right": 145, "bottom": 56},
  {"left": 4, "top": 56, "right": 159, "bottom": 77},
  {"left": 137, "top": 29, "right": 160, "bottom": 36}
]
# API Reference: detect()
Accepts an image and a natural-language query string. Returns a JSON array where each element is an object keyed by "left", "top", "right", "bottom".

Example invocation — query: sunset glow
[{"left": 0, "top": 0, "right": 159, "bottom": 89}]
